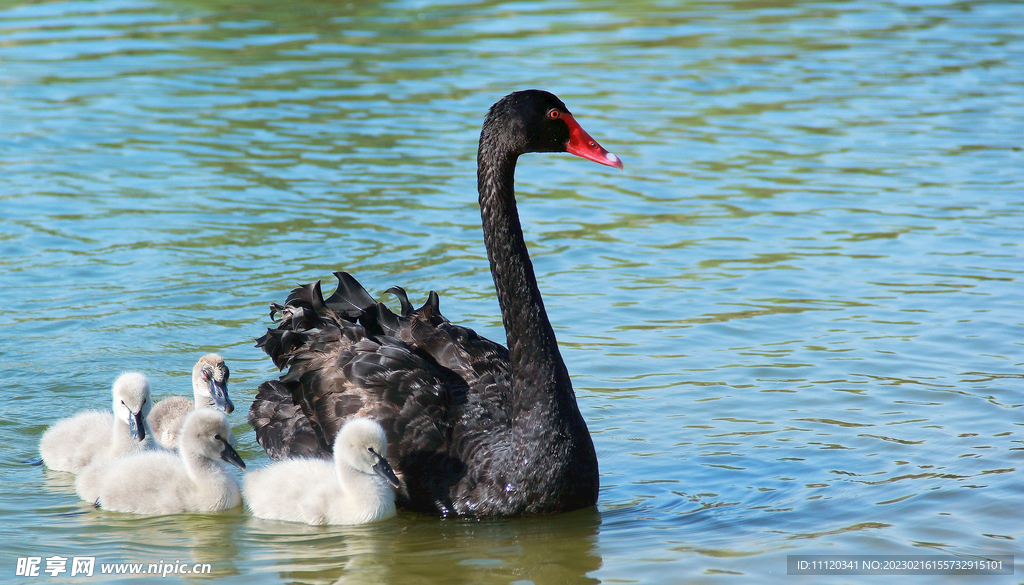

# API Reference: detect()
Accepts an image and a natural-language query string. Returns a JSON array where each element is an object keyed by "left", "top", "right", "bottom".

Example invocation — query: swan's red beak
[{"left": 563, "top": 113, "right": 623, "bottom": 170}]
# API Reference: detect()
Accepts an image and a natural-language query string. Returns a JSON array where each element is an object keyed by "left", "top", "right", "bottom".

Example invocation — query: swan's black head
[{"left": 481, "top": 90, "right": 622, "bottom": 169}]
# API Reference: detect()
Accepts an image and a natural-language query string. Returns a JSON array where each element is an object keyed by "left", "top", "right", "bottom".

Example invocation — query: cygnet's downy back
[
  {"left": 244, "top": 418, "right": 400, "bottom": 525},
  {"left": 76, "top": 408, "right": 245, "bottom": 515},
  {"left": 40, "top": 371, "right": 155, "bottom": 473}
]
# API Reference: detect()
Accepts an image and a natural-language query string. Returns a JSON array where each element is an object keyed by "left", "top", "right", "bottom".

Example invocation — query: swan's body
[
  {"left": 40, "top": 372, "right": 155, "bottom": 473},
  {"left": 244, "top": 418, "right": 400, "bottom": 525},
  {"left": 75, "top": 409, "right": 244, "bottom": 514},
  {"left": 150, "top": 354, "right": 233, "bottom": 450},
  {"left": 249, "top": 90, "right": 620, "bottom": 517}
]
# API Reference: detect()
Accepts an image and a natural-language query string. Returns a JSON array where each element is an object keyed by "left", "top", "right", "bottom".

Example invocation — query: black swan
[{"left": 250, "top": 90, "right": 622, "bottom": 517}]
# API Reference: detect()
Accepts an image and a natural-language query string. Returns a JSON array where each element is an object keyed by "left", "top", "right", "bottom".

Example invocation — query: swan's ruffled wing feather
[
  {"left": 249, "top": 380, "right": 330, "bottom": 460},
  {"left": 324, "top": 271, "right": 377, "bottom": 319},
  {"left": 366, "top": 286, "right": 512, "bottom": 400}
]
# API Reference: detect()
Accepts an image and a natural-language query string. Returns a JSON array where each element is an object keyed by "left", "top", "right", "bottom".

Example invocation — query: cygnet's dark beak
[
  {"left": 123, "top": 400, "right": 146, "bottom": 442},
  {"left": 218, "top": 437, "right": 246, "bottom": 470},
  {"left": 209, "top": 378, "right": 234, "bottom": 414},
  {"left": 371, "top": 451, "right": 401, "bottom": 489}
]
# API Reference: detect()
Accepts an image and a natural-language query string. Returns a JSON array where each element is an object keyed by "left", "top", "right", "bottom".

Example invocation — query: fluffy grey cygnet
[
  {"left": 75, "top": 408, "right": 245, "bottom": 515},
  {"left": 39, "top": 372, "right": 155, "bottom": 473},
  {"left": 244, "top": 418, "right": 400, "bottom": 525},
  {"left": 149, "top": 353, "right": 233, "bottom": 450}
]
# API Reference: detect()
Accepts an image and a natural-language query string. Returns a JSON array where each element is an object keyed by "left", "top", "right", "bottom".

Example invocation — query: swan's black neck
[{"left": 477, "top": 146, "right": 574, "bottom": 412}]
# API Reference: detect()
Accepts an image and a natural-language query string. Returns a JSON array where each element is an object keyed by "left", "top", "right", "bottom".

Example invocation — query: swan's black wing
[
  {"left": 302, "top": 272, "right": 515, "bottom": 426},
  {"left": 249, "top": 380, "right": 329, "bottom": 460},
  {"left": 370, "top": 283, "right": 514, "bottom": 418}
]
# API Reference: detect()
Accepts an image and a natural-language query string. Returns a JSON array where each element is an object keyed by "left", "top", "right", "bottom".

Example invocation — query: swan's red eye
[{"left": 547, "top": 109, "right": 561, "bottom": 120}]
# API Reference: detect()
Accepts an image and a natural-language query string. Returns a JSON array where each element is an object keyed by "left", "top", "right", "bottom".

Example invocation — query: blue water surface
[{"left": 1, "top": 0, "right": 1022, "bottom": 582}]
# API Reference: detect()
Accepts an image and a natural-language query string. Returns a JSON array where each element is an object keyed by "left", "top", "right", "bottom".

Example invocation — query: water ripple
[{"left": 2, "top": 0, "right": 1023, "bottom": 581}]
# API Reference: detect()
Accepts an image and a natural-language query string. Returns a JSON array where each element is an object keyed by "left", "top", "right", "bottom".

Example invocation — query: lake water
[{"left": 2, "top": 0, "right": 1022, "bottom": 582}]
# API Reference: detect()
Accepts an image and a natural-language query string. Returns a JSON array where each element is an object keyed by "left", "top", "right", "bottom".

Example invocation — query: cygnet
[
  {"left": 75, "top": 408, "right": 245, "bottom": 514},
  {"left": 39, "top": 372, "right": 155, "bottom": 474},
  {"left": 244, "top": 418, "right": 400, "bottom": 525},
  {"left": 150, "top": 353, "right": 233, "bottom": 450}
]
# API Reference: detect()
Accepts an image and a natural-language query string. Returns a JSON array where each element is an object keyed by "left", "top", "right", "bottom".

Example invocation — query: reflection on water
[
  {"left": 72, "top": 512, "right": 246, "bottom": 579},
  {"left": 2, "top": 0, "right": 1022, "bottom": 581},
  {"left": 241, "top": 509, "right": 601, "bottom": 584}
]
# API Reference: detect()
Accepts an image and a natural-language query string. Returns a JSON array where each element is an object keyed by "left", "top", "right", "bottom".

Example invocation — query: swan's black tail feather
[
  {"left": 385, "top": 286, "right": 415, "bottom": 317},
  {"left": 425, "top": 291, "right": 441, "bottom": 319},
  {"left": 256, "top": 272, "right": 513, "bottom": 387},
  {"left": 257, "top": 276, "right": 356, "bottom": 368},
  {"left": 373, "top": 302, "right": 403, "bottom": 338},
  {"left": 284, "top": 281, "right": 326, "bottom": 317},
  {"left": 325, "top": 271, "right": 377, "bottom": 319}
]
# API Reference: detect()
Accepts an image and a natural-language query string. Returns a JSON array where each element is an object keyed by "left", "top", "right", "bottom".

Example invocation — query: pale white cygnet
[
  {"left": 39, "top": 372, "right": 155, "bottom": 474},
  {"left": 244, "top": 418, "right": 400, "bottom": 525},
  {"left": 150, "top": 354, "right": 233, "bottom": 450},
  {"left": 75, "top": 408, "right": 245, "bottom": 515}
]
